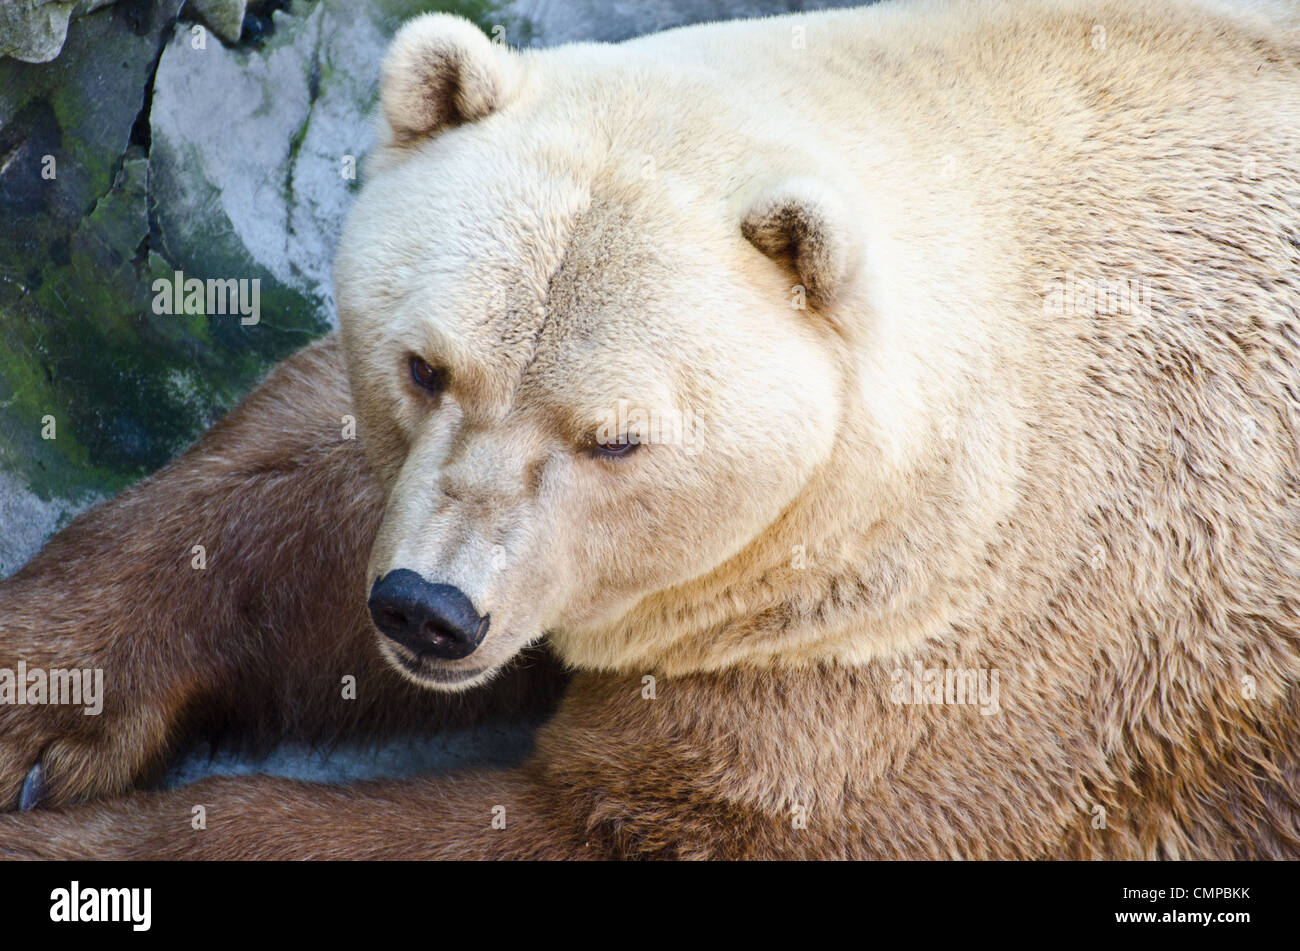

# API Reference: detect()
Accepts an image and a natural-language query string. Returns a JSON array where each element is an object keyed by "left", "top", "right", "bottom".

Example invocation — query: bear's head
[{"left": 335, "top": 15, "right": 1012, "bottom": 690}]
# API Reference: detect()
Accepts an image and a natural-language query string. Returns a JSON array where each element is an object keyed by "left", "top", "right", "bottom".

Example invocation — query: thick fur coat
[{"left": 1, "top": 0, "right": 1298, "bottom": 858}]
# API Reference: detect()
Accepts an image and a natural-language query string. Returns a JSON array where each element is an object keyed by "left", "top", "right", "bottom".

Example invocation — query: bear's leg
[
  {"left": 0, "top": 770, "right": 592, "bottom": 859},
  {"left": 0, "top": 336, "right": 567, "bottom": 812}
]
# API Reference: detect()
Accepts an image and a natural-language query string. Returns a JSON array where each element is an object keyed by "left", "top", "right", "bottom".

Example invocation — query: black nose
[{"left": 367, "top": 570, "right": 489, "bottom": 660}]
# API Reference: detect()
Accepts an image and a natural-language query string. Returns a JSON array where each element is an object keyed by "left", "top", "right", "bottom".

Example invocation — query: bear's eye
[
  {"left": 592, "top": 438, "right": 639, "bottom": 459},
  {"left": 409, "top": 355, "right": 447, "bottom": 395}
]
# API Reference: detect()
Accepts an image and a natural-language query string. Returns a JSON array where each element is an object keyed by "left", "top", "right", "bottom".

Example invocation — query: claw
[{"left": 18, "top": 762, "right": 45, "bottom": 812}]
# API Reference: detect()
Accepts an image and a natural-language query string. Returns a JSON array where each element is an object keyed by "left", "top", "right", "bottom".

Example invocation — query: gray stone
[
  {"left": 506, "top": 0, "right": 865, "bottom": 44},
  {"left": 187, "top": 0, "right": 247, "bottom": 43},
  {"left": 164, "top": 720, "right": 543, "bottom": 789},
  {"left": 0, "top": 0, "right": 184, "bottom": 579},
  {"left": 0, "top": 0, "right": 121, "bottom": 64},
  {"left": 0, "top": 0, "right": 77, "bottom": 63},
  {"left": 0, "top": 470, "right": 98, "bottom": 577},
  {"left": 149, "top": 1, "right": 420, "bottom": 321}
]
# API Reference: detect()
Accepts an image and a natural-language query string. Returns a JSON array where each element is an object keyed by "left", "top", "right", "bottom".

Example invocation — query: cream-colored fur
[{"left": 336, "top": 0, "right": 1299, "bottom": 723}]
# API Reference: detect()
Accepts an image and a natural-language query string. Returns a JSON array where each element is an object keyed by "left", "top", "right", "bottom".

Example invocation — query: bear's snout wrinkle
[{"left": 367, "top": 570, "right": 489, "bottom": 660}]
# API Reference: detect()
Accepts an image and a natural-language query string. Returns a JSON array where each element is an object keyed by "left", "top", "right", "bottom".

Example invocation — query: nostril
[
  {"left": 376, "top": 607, "right": 408, "bottom": 631},
  {"left": 421, "top": 618, "right": 460, "bottom": 648}
]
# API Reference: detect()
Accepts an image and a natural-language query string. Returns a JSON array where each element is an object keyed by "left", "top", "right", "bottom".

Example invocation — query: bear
[{"left": 1, "top": 0, "right": 1299, "bottom": 859}]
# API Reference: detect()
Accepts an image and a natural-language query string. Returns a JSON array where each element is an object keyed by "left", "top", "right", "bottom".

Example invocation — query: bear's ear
[
  {"left": 740, "top": 178, "right": 860, "bottom": 307},
  {"left": 379, "top": 14, "right": 517, "bottom": 147}
]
